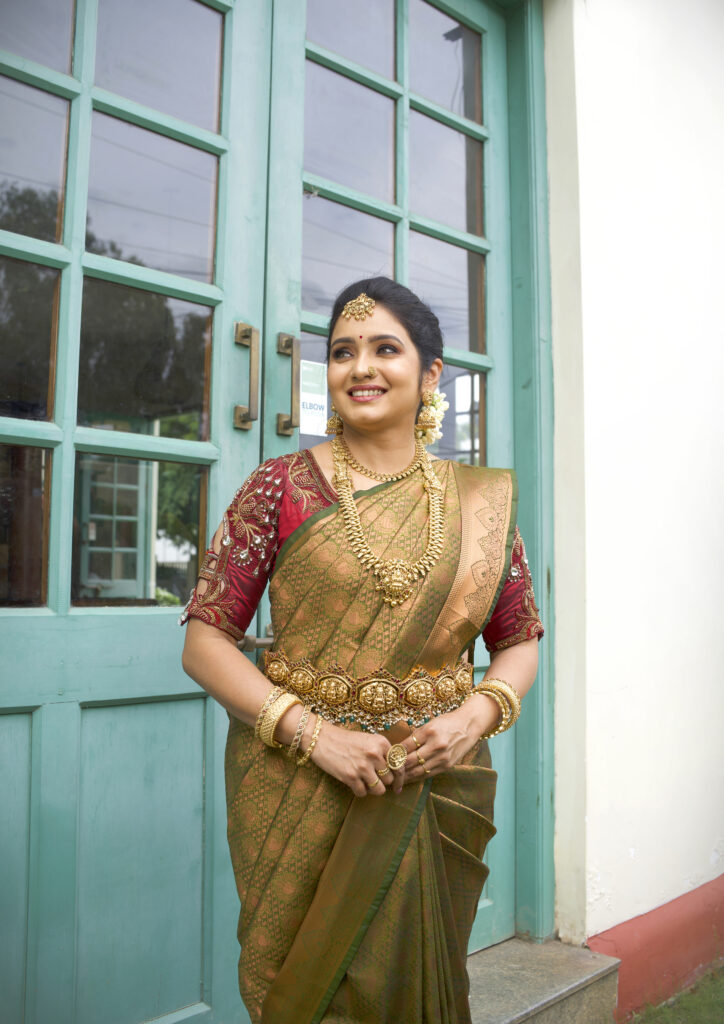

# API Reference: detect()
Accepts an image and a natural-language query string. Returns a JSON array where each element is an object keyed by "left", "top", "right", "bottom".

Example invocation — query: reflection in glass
[
  {"left": 86, "top": 113, "right": 217, "bottom": 282},
  {"left": 298, "top": 331, "right": 330, "bottom": 452},
  {"left": 409, "top": 0, "right": 481, "bottom": 123},
  {"left": 0, "top": 256, "right": 59, "bottom": 420},
  {"left": 305, "top": 62, "right": 395, "bottom": 201},
  {"left": 409, "top": 232, "right": 484, "bottom": 352},
  {"left": 0, "top": 445, "right": 51, "bottom": 606},
  {"left": 0, "top": 0, "right": 74, "bottom": 73},
  {"left": 429, "top": 366, "right": 484, "bottom": 465},
  {"left": 302, "top": 195, "right": 394, "bottom": 314},
  {"left": 77, "top": 278, "right": 212, "bottom": 441},
  {"left": 72, "top": 454, "right": 205, "bottom": 606},
  {"left": 410, "top": 111, "right": 483, "bottom": 235},
  {"left": 306, "top": 0, "right": 395, "bottom": 80},
  {"left": 0, "top": 76, "right": 67, "bottom": 242},
  {"left": 95, "top": 0, "right": 222, "bottom": 131}
]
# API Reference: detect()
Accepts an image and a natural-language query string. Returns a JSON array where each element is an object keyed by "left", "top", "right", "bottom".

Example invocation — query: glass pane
[
  {"left": 0, "top": 255, "right": 59, "bottom": 420},
  {"left": 0, "top": 0, "right": 74, "bottom": 73},
  {"left": 298, "top": 331, "right": 331, "bottom": 451},
  {"left": 408, "top": 231, "right": 484, "bottom": 352},
  {"left": 86, "top": 112, "right": 217, "bottom": 282},
  {"left": 305, "top": 62, "right": 394, "bottom": 202},
  {"left": 0, "top": 444, "right": 51, "bottom": 606},
  {"left": 409, "top": 0, "right": 481, "bottom": 123},
  {"left": 95, "top": 0, "right": 222, "bottom": 131},
  {"left": 302, "top": 195, "right": 394, "bottom": 314},
  {"left": 72, "top": 454, "right": 205, "bottom": 606},
  {"left": 429, "top": 366, "right": 484, "bottom": 465},
  {"left": 0, "top": 76, "right": 68, "bottom": 242},
  {"left": 77, "top": 279, "right": 212, "bottom": 441},
  {"left": 306, "top": 0, "right": 395, "bottom": 80},
  {"left": 409, "top": 111, "right": 483, "bottom": 235}
]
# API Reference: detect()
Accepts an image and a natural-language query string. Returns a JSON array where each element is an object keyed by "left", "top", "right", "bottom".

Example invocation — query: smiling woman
[{"left": 180, "top": 276, "right": 544, "bottom": 1024}]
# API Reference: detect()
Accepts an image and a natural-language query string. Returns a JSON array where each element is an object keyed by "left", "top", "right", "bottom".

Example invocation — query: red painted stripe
[{"left": 587, "top": 872, "right": 724, "bottom": 1020}]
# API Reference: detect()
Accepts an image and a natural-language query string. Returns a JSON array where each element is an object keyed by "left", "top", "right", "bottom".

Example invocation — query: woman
[{"left": 181, "top": 277, "right": 544, "bottom": 1024}]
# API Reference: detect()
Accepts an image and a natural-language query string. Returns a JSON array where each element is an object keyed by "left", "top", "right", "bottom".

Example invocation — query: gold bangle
[
  {"left": 297, "top": 713, "right": 323, "bottom": 767},
  {"left": 475, "top": 688, "right": 510, "bottom": 739},
  {"left": 255, "top": 685, "right": 282, "bottom": 738},
  {"left": 287, "top": 704, "right": 312, "bottom": 759},
  {"left": 259, "top": 693, "right": 301, "bottom": 748},
  {"left": 482, "top": 678, "right": 522, "bottom": 725}
]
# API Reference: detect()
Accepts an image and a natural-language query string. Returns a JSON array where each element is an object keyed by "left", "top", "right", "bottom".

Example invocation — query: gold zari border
[{"left": 261, "top": 649, "right": 475, "bottom": 732}]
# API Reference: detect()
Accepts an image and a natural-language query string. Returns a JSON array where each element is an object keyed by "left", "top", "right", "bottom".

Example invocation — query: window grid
[
  {"left": 301, "top": 1, "right": 493, "bottom": 379},
  {"left": 0, "top": 0, "right": 230, "bottom": 613}
]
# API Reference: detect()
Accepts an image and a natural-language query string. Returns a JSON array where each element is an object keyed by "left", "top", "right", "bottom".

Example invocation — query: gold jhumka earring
[
  {"left": 415, "top": 390, "right": 438, "bottom": 435},
  {"left": 325, "top": 403, "right": 344, "bottom": 435}
]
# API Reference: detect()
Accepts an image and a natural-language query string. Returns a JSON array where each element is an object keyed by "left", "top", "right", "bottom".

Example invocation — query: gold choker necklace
[
  {"left": 339, "top": 436, "right": 424, "bottom": 482},
  {"left": 331, "top": 436, "right": 445, "bottom": 606}
]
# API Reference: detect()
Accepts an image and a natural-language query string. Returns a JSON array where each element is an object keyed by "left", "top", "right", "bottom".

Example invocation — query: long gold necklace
[
  {"left": 331, "top": 436, "right": 445, "bottom": 607},
  {"left": 338, "top": 436, "right": 424, "bottom": 482}
]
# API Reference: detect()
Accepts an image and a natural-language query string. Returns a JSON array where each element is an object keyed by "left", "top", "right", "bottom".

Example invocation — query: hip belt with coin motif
[{"left": 261, "top": 649, "right": 475, "bottom": 733}]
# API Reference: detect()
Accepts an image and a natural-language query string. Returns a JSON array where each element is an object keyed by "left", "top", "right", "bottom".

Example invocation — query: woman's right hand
[{"left": 309, "top": 720, "right": 396, "bottom": 798}]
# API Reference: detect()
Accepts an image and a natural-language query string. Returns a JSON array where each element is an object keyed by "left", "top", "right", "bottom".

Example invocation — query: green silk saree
[{"left": 224, "top": 460, "right": 517, "bottom": 1023}]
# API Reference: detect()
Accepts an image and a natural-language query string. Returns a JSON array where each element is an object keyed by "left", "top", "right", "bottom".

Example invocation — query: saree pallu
[{"left": 225, "top": 461, "right": 517, "bottom": 1024}]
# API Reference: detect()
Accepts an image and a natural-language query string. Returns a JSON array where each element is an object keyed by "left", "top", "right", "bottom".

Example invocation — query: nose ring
[{"left": 368, "top": 366, "right": 378, "bottom": 378}]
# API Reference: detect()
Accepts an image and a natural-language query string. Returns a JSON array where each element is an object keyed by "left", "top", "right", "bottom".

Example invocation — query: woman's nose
[{"left": 351, "top": 352, "right": 374, "bottom": 379}]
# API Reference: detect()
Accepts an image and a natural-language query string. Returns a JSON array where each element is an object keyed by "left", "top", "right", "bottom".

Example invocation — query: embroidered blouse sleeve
[
  {"left": 178, "top": 458, "right": 287, "bottom": 642},
  {"left": 482, "top": 526, "right": 544, "bottom": 653}
]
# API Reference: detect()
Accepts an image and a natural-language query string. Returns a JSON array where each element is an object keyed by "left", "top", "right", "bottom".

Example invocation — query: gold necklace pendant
[
  {"left": 373, "top": 559, "right": 416, "bottom": 606},
  {"left": 331, "top": 438, "right": 445, "bottom": 607}
]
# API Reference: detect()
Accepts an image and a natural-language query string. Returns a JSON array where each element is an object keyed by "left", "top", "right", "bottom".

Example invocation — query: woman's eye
[
  {"left": 331, "top": 347, "right": 352, "bottom": 359},
  {"left": 378, "top": 344, "right": 398, "bottom": 355}
]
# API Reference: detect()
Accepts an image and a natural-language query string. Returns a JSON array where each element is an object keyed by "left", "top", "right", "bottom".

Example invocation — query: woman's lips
[{"left": 347, "top": 387, "right": 387, "bottom": 403}]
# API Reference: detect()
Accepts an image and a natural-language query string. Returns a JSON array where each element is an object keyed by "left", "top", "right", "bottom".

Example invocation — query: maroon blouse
[{"left": 179, "top": 450, "right": 544, "bottom": 653}]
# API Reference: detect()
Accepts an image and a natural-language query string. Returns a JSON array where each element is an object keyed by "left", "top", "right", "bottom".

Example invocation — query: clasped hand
[{"left": 310, "top": 705, "right": 481, "bottom": 797}]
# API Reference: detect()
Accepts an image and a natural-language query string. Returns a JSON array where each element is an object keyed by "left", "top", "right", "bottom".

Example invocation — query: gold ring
[
  {"left": 411, "top": 733, "right": 421, "bottom": 749},
  {"left": 424, "top": 767, "right": 431, "bottom": 775},
  {"left": 376, "top": 765, "right": 390, "bottom": 777},
  {"left": 417, "top": 754, "right": 425, "bottom": 767},
  {"left": 368, "top": 776, "right": 382, "bottom": 789},
  {"left": 386, "top": 743, "right": 408, "bottom": 771}
]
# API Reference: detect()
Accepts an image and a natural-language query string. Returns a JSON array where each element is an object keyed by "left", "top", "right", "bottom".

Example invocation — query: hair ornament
[{"left": 341, "top": 292, "right": 376, "bottom": 321}]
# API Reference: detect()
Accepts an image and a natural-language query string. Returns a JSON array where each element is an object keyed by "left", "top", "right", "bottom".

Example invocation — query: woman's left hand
[{"left": 391, "top": 697, "right": 497, "bottom": 793}]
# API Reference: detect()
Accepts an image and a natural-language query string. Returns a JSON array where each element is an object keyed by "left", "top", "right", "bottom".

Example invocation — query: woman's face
[{"left": 327, "top": 303, "right": 440, "bottom": 436}]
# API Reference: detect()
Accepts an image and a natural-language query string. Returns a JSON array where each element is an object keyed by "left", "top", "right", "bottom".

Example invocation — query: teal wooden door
[
  {"left": 0, "top": 1, "right": 272, "bottom": 1021},
  {"left": 260, "top": 0, "right": 519, "bottom": 951}
]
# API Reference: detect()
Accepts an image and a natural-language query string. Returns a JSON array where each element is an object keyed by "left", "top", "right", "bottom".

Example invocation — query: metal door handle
[
  {"left": 276, "top": 332, "right": 300, "bottom": 436},
  {"left": 233, "top": 322, "right": 260, "bottom": 430},
  {"left": 239, "top": 623, "right": 274, "bottom": 652}
]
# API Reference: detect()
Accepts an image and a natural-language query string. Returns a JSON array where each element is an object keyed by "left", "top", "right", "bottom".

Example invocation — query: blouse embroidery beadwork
[{"left": 481, "top": 526, "right": 545, "bottom": 653}]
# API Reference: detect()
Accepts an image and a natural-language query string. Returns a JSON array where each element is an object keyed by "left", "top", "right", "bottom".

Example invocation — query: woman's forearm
[{"left": 464, "top": 636, "right": 540, "bottom": 736}]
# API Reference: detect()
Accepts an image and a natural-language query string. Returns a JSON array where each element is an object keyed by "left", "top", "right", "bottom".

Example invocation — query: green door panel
[{"left": 0, "top": 1, "right": 272, "bottom": 1022}]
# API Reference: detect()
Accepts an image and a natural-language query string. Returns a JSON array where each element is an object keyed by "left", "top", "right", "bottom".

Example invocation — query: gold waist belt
[{"left": 261, "top": 649, "right": 475, "bottom": 733}]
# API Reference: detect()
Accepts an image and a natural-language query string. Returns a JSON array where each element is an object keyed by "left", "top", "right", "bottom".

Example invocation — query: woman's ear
[{"left": 423, "top": 357, "right": 444, "bottom": 391}]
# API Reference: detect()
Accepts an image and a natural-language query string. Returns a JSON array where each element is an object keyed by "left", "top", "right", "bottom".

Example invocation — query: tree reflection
[{"left": 0, "top": 183, "right": 207, "bottom": 598}]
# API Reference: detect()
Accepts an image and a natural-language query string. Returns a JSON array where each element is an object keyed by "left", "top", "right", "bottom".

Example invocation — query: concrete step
[{"left": 468, "top": 937, "right": 621, "bottom": 1024}]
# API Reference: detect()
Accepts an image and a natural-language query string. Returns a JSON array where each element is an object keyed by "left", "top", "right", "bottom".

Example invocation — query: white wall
[{"left": 545, "top": 0, "right": 724, "bottom": 941}]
